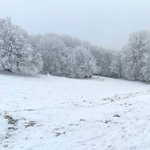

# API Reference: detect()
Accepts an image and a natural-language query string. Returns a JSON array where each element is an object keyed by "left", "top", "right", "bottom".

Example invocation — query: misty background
[{"left": 1, "top": 0, "right": 150, "bottom": 49}]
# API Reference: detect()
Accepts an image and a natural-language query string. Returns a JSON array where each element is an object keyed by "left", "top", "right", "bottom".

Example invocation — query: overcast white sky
[{"left": 0, "top": 0, "right": 150, "bottom": 49}]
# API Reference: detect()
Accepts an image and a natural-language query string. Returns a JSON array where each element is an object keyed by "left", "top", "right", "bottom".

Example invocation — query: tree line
[{"left": 0, "top": 17, "right": 150, "bottom": 82}]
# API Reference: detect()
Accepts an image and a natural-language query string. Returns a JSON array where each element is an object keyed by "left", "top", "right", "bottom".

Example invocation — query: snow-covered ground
[{"left": 0, "top": 73, "right": 150, "bottom": 150}]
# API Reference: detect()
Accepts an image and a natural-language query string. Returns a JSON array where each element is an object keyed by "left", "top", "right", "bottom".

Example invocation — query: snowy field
[{"left": 0, "top": 73, "right": 150, "bottom": 150}]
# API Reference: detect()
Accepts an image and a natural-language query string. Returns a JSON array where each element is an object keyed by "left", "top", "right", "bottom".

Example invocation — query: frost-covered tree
[
  {"left": 60, "top": 34, "right": 82, "bottom": 48},
  {"left": 91, "top": 47, "right": 103, "bottom": 75},
  {"left": 11, "top": 25, "right": 33, "bottom": 72},
  {"left": 121, "top": 30, "right": 149, "bottom": 80},
  {"left": 0, "top": 17, "right": 14, "bottom": 72},
  {"left": 0, "top": 17, "right": 43, "bottom": 73},
  {"left": 99, "top": 50, "right": 113, "bottom": 77},
  {"left": 110, "top": 51, "right": 121, "bottom": 78},
  {"left": 29, "top": 34, "right": 43, "bottom": 50},
  {"left": 38, "top": 34, "right": 67, "bottom": 75},
  {"left": 68, "top": 46, "right": 97, "bottom": 78},
  {"left": 141, "top": 52, "right": 150, "bottom": 82},
  {"left": 38, "top": 34, "right": 97, "bottom": 78}
]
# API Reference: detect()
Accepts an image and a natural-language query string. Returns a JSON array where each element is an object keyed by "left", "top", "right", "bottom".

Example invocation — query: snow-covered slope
[{"left": 0, "top": 73, "right": 150, "bottom": 150}]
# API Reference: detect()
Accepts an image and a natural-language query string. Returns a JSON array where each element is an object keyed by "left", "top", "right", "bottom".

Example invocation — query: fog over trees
[{"left": 0, "top": 17, "right": 150, "bottom": 82}]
